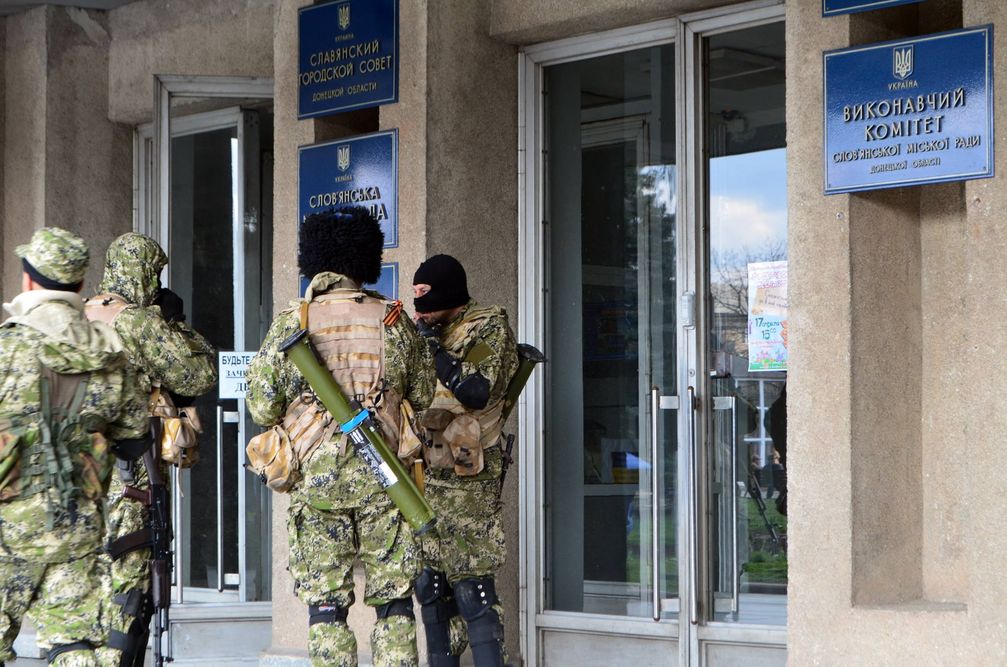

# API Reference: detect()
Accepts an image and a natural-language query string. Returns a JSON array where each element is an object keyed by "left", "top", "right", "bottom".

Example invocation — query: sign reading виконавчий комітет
[
  {"left": 824, "top": 25, "right": 993, "bottom": 195},
  {"left": 298, "top": 0, "right": 398, "bottom": 118},
  {"left": 823, "top": 0, "right": 925, "bottom": 17}
]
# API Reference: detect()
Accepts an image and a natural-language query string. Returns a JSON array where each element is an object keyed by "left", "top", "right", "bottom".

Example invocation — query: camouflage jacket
[
  {"left": 0, "top": 290, "right": 148, "bottom": 561},
  {"left": 90, "top": 233, "right": 217, "bottom": 398},
  {"left": 440, "top": 300, "right": 519, "bottom": 406},
  {"left": 247, "top": 272, "right": 434, "bottom": 426}
]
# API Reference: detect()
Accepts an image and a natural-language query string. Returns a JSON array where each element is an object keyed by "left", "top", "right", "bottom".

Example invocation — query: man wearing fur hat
[
  {"left": 84, "top": 232, "right": 217, "bottom": 667},
  {"left": 411, "top": 254, "right": 519, "bottom": 667},
  {"left": 0, "top": 228, "right": 148, "bottom": 666},
  {"left": 246, "top": 207, "right": 433, "bottom": 667}
]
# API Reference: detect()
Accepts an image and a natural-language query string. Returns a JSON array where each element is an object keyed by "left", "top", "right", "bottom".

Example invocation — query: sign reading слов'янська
[
  {"left": 823, "top": 0, "right": 925, "bottom": 17},
  {"left": 824, "top": 25, "right": 994, "bottom": 195},
  {"left": 298, "top": 0, "right": 398, "bottom": 118},
  {"left": 297, "top": 130, "right": 399, "bottom": 298}
]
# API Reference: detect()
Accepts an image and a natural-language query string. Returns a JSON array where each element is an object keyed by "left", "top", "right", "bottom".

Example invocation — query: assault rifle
[
  {"left": 497, "top": 343, "right": 545, "bottom": 494},
  {"left": 119, "top": 420, "right": 173, "bottom": 666}
]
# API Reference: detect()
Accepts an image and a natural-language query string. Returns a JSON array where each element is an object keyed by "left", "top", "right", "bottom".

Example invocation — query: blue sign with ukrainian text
[
  {"left": 299, "top": 262, "right": 397, "bottom": 301},
  {"left": 299, "top": 129, "right": 398, "bottom": 247},
  {"left": 298, "top": 0, "right": 398, "bottom": 119},
  {"left": 824, "top": 26, "right": 994, "bottom": 195},
  {"left": 823, "top": 0, "right": 924, "bottom": 17}
]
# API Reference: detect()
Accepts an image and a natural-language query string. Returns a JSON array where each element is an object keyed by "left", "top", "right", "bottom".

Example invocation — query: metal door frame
[
  {"left": 132, "top": 77, "right": 274, "bottom": 658},
  {"left": 517, "top": 2, "right": 786, "bottom": 664}
]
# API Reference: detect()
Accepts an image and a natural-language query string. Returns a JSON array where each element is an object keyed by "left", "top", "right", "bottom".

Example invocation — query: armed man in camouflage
[
  {"left": 84, "top": 233, "right": 217, "bottom": 667},
  {"left": 246, "top": 207, "right": 433, "bottom": 667},
  {"left": 411, "top": 255, "right": 519, "bottom": 667},
  {"left": 0, "top": 228, "right": 148, "bottom": 667}
]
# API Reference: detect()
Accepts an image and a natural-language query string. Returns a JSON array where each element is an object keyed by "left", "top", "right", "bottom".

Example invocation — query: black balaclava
[{"left": 413, "top": 254, "right": 470, "bottom": 313}]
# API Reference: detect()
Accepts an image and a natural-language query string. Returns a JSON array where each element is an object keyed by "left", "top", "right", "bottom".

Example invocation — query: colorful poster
[{"left": 748, "top": 261, "right": 788, "bottom": 372}]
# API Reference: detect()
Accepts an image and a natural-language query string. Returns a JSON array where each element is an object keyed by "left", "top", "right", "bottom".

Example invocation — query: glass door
[
  {"left": 524, "top": 6, "right": 787, "bottom": 666},
  {"left": 702, "top": 20, "right": 788, "bottom": 629},
  {"left": 140, "top": 76, "right": 274, "bottom": 661},
  {"left": 540, "top": 39, "right": 681, "bottom": 659}
]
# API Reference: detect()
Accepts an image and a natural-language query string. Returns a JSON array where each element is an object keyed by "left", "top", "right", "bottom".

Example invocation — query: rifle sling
[{"left": 107, "top": 528, "right": 153, "bottom": 561}]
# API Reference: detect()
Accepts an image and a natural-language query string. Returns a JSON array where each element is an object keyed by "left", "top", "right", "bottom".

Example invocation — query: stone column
[{"left": 2, "top": 6, "right": 131, "bottom": 298}]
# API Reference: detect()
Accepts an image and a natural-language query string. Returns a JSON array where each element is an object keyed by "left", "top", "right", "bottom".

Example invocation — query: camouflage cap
[{"left": 15, "top": 227, "right": 89, "bottom": 287}]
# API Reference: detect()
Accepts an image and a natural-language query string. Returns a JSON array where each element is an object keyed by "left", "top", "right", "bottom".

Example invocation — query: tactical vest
[
  {"left": 0, "top": 366, "right": 109, "bottom": 526},
  {"left": 422, "top": 306, "right": 506, "bottom": 475},
  {"left": 295, "top": 289, "right": 405, "bottom": 460},
  {"left": 84, "top": 292, "right": 132, "bottom": 326}
]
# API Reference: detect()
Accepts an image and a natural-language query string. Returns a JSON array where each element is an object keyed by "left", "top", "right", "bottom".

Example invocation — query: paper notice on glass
[{"left": 747, "top": 261, "right": 788, "bottom": 372}]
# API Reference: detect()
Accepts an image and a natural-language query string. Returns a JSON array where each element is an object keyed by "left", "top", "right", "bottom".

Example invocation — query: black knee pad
[
  {"left": 47, "top": 641, "right": 93, "bottom": 664},
  {"left": 375, "top": 597, "right": 415, "bottom": 620},
  {"left": 453, "top": 577, "right": 498, "bottom": 622},
  {"left": 414, "top": 567, "right": 450, "bottom": 606},
  {"left": 308, "top": 602, "right": 349, "bottom": 627}
]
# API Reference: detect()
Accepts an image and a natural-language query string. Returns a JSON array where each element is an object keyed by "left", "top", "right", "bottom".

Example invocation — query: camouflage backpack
[{"left": 0, "top": 367, "right": 111, "bottom": 527}]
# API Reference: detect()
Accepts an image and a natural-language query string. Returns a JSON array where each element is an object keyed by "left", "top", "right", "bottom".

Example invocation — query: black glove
[
  {"left": 415, "top": 319, "right": 442, "bottom": 354},
  {"left": 154, "top": 287, "right": 186, "bottom": 323}
]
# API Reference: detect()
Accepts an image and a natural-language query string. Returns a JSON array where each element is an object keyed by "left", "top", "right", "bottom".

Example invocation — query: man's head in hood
[{"left": 97, "top": 232, "right": 168, "bottom": 307}]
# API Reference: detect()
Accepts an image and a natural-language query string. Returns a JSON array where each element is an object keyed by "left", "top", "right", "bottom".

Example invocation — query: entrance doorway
[
  {"left": 137, "top": 77, "right": 274, "bottom": 663},
  {"left": 519, "top": 3, "right": 786, "bottom": 665}
]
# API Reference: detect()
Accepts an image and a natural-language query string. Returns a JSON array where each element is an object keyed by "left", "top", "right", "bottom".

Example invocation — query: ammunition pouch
[
  {"left": 375, "top": 597, "right": 415, "bottom": 620},
  {"left": 150, "top": 386, "right": 201, "bottom": 468},
  {"left": 308, "top": 603, "right": 349, "bottom": 627}
]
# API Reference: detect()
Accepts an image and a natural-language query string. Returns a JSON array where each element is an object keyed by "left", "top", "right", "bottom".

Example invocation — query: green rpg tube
[
  {"left": 279, "top": 329, "right": 436, "bottom": 535},
  {"left": 501, "top": 343, "right": 546, "bottom": 422}
]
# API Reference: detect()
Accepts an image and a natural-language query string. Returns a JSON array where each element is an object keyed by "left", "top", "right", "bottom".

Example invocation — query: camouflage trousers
[
  {"left": 288, "top": 483, "right": 420, "bottom": 667},
  {"left": 95, "top": 465, "right": 152, "bottom": 667},
  {"left": 0, "top": 496, "right": 109, "bottom": 666},
  {"left": 421, "top": 445, "right": 507, "bottom": 658}
]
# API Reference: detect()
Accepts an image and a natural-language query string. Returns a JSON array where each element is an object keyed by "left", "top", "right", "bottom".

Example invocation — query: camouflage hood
[
  {"left": 3, "top": 290, "right": 124, "bottom": 373},
  {"left": 97, "top": 232, "right": 167, "bottom": 307}
]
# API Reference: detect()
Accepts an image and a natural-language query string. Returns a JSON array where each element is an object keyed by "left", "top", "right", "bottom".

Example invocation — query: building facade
[{"left": 1, "top": 0, "right": 1004, "bottom": 665}]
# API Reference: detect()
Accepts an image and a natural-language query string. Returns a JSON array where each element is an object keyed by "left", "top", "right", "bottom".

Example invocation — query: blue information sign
[
  {"left": 299, "top": 129, "right": 398, "bottom": 247},
  {"left": 298, "top": 0, "right": 398, "bottom": 119},
  {"left": 823, "top": 0, "right": 924, "bottom": 17},
  {"left": 824, "top": 26, "right": 994, "bottom": 195},
  {"left": 299, "top": 262, "right": 397, "bottom": 300}
]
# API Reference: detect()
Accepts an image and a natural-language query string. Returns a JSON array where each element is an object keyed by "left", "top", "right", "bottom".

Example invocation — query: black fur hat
[{"left": 298, "top": 206, "right": 384, "bottom": 284}]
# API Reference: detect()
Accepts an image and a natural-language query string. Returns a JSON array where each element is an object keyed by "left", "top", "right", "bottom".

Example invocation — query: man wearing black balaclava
[{"left": 411, "top": 254, "right": 518, "bottom": 667}]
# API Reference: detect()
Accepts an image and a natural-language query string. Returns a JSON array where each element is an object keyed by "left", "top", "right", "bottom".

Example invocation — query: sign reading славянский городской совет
[
  {"left": 298, "top": 0, "right": 398, "bottom": 118},
  {"left": 824, "top": 25, "right": 993, "bottom": 195}
]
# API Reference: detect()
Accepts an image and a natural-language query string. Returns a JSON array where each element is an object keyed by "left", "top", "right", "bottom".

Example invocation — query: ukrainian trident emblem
[
  {"left": 893, "top": 45, "right": 913, "bottom": 81},
  {"left": 337, "top": 145, "right": 351, "bottom": 172},
  {"left": 338, "top": 3, "right": 351, "bottom": 30}
]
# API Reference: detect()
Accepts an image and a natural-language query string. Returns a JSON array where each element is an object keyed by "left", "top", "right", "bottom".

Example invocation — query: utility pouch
[
  {"left": 420, "top": 408, "right": 456, "bottom": 470},
  {"left": 150, "top": 386, "right": 202, "bottom": 468},
  {"left": 245, "top": 425, "right": 300, "bottom": 493},
  {"left": 284, "top": 392, "right": 340, "bottom": 463},
  {"left": 443, "top": 414, "right": 484, "bottom": 476},
  {"left": 0, "top": 429, "right": 23, "bottom": 502},
  {"left": 396, "top": 399, "right": 423, "bottom": 464}
]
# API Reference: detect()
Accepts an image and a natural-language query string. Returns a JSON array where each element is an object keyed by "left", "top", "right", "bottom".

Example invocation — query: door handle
[
  {"left": 687, "top": 386, "right": 699, "bottom": 625},
  {"left": 713, "top": 395, "right": 739, "bottom": 619},
  {"left": 650, "top": 386, "right": 660, "bottom": 621},
  {"left": 216, "top": 405, "right": 225, "bottom": 592}
]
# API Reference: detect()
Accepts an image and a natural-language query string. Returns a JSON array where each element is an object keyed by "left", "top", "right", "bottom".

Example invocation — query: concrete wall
[
  {"left": 107, "top": 0, "right": 275, "bottom": 124},
  {"left": 787, "top": 0, "right": 1005, "bottom": 662},
  {"left": 2, "top": 6, "right": 130, "bottom": 297},
  {"left": 490, "top": 0, "right": 714, "bottom": 44}
]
